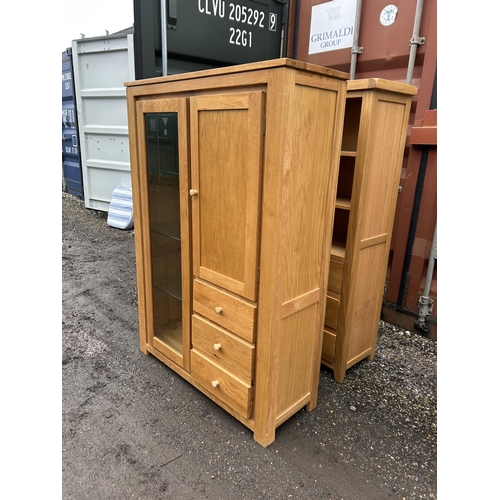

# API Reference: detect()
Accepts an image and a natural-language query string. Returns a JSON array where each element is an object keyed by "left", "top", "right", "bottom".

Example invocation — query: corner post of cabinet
[{"left": 252, "top": 68, "right": 292, "bottom": 448}]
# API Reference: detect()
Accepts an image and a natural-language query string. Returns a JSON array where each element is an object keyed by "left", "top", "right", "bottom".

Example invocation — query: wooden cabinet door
[
  {"left": 135, "top": 97, "right": 191, "bottom": 370},
  {"left": 190, "top": 92, "right": 265, "bottom": 302}
]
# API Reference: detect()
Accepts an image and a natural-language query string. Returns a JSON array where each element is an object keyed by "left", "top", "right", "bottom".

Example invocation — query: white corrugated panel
[{"left": 72, "top": 33, "right": 135, "bottom": 211}]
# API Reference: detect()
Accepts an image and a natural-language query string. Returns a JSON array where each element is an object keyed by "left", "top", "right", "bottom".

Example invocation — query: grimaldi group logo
[{"left": 309, "top": 0, "right": 356, "bottom": 55}]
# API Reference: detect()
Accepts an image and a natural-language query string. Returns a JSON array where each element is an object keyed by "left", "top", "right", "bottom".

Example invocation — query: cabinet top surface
[
  {"left": 347, "top": 78, "right": 418, "bottom": 95},
  {"left": 125, "top": 58, "right": 350, "bottom": 88}
]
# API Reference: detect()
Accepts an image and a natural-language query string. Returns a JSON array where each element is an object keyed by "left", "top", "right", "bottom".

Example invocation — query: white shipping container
[{"left": 72, "top": 33, "right": 135, "bottom": 211}]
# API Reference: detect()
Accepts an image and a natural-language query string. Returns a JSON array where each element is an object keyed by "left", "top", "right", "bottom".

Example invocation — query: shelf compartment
[
  {"left": 151, "top": 221, "right": 181, "bottom": 241},
  {"left": 340, "top": 97, "right": 362, "bottom": 152},
  {"left": 331, "top": 208, "right": 350, "bottom": 261},
  {"left": 148, "top": 184, "right": 181, "bottom": 240},
  {"left": 337, "top": 155, "right": 356, "bottom": 204},
  {"left": 150, "top": 231, "right": 182, "bottom": 299}
]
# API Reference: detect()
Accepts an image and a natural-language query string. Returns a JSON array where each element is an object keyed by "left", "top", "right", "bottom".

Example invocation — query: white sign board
[{"left": 308, "top": 0, "right": 357, "bottom": 55}]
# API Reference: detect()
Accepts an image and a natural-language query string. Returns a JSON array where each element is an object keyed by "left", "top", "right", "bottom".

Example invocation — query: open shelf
[
  {"left": 151, "top": 221, "right": 181, "bottom": 241},
  {"left": 335, "top": 197, "right": 351, "bottom": 210},
  {"left": 340, "top": 97, "right": 362, "bottom": 152},
  {"left": 331, "top": 208, "right": 350, "bottom": 261},
  {"left": 337, "top": 156, "right": 355, "bottom": 198},
  {"left": 331, "top": 241, "right": 346, "bottom": 261}
]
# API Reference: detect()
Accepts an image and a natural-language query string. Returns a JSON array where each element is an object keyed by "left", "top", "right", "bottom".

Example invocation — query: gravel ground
[{"left": 61, "top": 191, "right": 437, "bottom": 499}]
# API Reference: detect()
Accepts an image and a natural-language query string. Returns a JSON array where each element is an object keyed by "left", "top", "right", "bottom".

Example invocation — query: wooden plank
[
  {"left": 276, "top": 305, "right": 318, "bottom": 417},
  {"left": 280, "top": 288, "right": 320, "bottom": 319},
  {"left": 126, "top": 90, "right": 148, "bottom": 355},
  {"left": 253, "top": 67, "right": 292, "bottom": 448},
  {"left": 125, "top": 57, "right": 349, "bottom": 88},
  {"left": 281, "top": 83, "right": 340, "bottom": 302},
  {"left": 347, "top": 78, "right": 418, "bottom": 95},
  {"left": 359, "top": 234, "right": 388, "bottom": 249}
]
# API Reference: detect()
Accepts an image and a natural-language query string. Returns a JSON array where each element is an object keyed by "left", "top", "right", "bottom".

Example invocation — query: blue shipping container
[{"left": 62, "top": 49, "right": 83, "bottom": 199}]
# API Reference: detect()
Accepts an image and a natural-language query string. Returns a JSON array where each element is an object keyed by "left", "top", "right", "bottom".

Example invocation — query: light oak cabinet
[
  {"left": 321, "top": 78, "right": 417, "bottom": 382},
  {"left": 126, "top": 59, "right": 349, "bottom": 447}
]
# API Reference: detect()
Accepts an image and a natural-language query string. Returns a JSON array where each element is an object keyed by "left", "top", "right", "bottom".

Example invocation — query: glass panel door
[
  {"left": 146, "top": 112, "right": 183, "bottom": 353},
  {"left": 138, "top": 98, "right": 190, "bottom": 370}
]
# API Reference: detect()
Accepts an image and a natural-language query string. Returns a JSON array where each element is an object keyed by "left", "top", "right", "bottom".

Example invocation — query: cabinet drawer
[
  {"left": 328, "top": 258, "right": 343, "bottom": 294},
  {"left": 192, "top": 314, "right": 254, "bottom": 381},
  {"left": 324, "top": 293, "right": 340, "bottom": 330},
  {"left": 193, "top": 279, "right": 256, "bottom": 343},
  {"left": 322, "top": 328, "right": 337, "bottom": 364},
  {"left": 191, "top": 349, "right": 253, "bottom": 419}
]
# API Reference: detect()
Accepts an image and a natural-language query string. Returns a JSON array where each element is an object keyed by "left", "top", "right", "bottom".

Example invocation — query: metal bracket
[
  {"left": 415, "top": 295, "right": 434, "bottom": 332},
  {"left": 352, "top": 46, "right": 364, "bottom": 55},
  {"left": 417, "top": 295, "right": 434, "bottom": 316},
  {"left": 409, "top": 36, "right": 425, "bottom": 46},
  {"left": 418, "top": 295, "right": 434, "bottom": 318}
]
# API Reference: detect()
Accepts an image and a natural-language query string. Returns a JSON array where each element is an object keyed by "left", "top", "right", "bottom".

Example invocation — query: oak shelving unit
[{"left": 322, "top": 78, "right": 417, "bottom": 382}]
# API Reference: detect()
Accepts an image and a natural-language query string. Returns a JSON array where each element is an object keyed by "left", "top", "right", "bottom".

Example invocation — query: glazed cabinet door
[
  {"left": 190, "top": 92, "right": 265, "bottom": 301},
  {"left": 136, "top": 98, "right": 191, "bottom": 370}
]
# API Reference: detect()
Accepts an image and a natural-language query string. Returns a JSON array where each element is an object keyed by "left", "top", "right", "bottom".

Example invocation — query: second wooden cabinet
[
  {"left": 126, "top": 59, "right": 348, "bottom": 447},
  {"left": 321, "top": 78, "right": 417, "bottom": 382}
]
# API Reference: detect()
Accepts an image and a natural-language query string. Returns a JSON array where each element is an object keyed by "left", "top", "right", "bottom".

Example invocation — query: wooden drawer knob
[
  {"left": 211, "top": 380, "right": 219, "bottom": 388},
  {"left": 189, "top": 189, "right": 198, "bottom": 196},
  {"left": 213, "top": 343, "right": 221, "bottom": 351},
  {"left": 214, "top": 306, "right": 223, "bottom": 314}
]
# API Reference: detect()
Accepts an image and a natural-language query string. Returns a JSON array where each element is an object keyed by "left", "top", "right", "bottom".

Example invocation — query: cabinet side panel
[
  {"left": 282, "top": 84, "right": 339, "bottom": 302},
  {"left": 358, "top": 98, "right": 407, "bottom": 239},
  {"left": 346, "top": 243, "right": 388, "bottom": 362},
  {"left": 276, "top": 305, "right": 318, "bottom": 417}
]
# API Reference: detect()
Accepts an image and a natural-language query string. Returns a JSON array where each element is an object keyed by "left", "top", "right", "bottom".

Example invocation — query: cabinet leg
[
  {"left": 253, "top": 428, "right": 276, "bottom": 448},
  {"left": 305, "top": 399, "right": 317, "bottom": 412},
  {"left": 333, "top": 367, "right": 346, "bottom": 383}
]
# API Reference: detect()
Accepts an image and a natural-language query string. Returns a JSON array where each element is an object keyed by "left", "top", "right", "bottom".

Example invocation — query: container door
[
  {"left": 136, "top": 98, "right": 191, "bottom": 370},
  {"left": 72, "top": 33, "right": 135, "bottom": 211},
  {"left": 190, "top": 92, "right": 265, "bottom": 302},
  {"left": 62, "top": 50, "right": 83, "bottom": 199}
]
